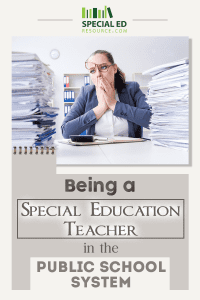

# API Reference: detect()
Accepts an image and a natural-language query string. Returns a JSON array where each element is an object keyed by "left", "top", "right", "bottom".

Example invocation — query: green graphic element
[
  {"left": 107, "top": 7, "right": 113, "bottom": 18},
  {"left": 93, "top": 8, "right": 97, "bottom": 18},
  {"left": 82, "top": 6, "right": 113, "bottom": 18},
  {"left": 82, "top": 7, "right": 85, "bottom": 18}
]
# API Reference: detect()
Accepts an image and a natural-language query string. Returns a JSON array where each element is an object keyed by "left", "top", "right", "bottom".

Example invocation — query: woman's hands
[
  {"left": 98, "top": 77, "right": 117, "bottom": 111},
  {"left": 96, "top": 77, "right": 109, "bottom": 112},
  {"left": 93, "top": 77, "right": 117, "bottom": 120}
]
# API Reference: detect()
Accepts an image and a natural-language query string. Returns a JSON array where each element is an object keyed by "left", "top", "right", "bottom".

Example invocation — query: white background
[{"left": 1, "top": 0, "right": 200, "bottom": 298}]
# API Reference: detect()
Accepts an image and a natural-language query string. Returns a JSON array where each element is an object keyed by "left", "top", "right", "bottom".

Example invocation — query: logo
[
  {"left": 81, "top": 6, "right": 127, "bottom": 34},
  {"left": 82, "top": 6, "right": 113, "bottom": 19}
]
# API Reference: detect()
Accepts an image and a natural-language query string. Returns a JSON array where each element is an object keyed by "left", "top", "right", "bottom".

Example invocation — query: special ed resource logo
[
  {"left": 82, "top": 6, "right": 113, "bottom": 19},
  {"left": 82, "top": 6, "right": 127, "bottom": 34}
]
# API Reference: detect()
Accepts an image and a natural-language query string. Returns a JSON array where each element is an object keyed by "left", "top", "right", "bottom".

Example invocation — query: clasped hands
[
  {"left": 93, "top": 77, "right": 117, "bottom": 120},
  {"left": 96, "top": 77, "right": 117, "bottom": 112}
]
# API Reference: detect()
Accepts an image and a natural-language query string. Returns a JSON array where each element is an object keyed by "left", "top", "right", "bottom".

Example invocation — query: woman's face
[{"left": 87, "top": 53, "right": 117, "bottom": 87}]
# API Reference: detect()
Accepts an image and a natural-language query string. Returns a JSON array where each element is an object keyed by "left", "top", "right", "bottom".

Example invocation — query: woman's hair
[{"left": 87, "top": 50, "right": 126, "bottom": 92}]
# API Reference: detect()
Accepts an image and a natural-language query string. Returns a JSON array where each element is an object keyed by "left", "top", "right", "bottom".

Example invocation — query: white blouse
[{"left": 95, "top": 92, "right": 129, "bottom": 137}]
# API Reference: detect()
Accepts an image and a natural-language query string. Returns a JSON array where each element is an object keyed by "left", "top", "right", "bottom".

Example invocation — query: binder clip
[{"left": 51, "top": 147, "right": 55, "bottom": 155}]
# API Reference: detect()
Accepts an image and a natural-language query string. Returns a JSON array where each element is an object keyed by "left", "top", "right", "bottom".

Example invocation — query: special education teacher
[{"left": 61, "top": 50, "right": 152, "bottom": 139}]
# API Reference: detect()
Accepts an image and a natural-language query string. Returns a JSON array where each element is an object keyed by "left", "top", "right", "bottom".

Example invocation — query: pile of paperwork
[
  {"left": 143, "top": 58, "right": 189, "bottom": 151},
  {"left": 12, "top": 52, "right": 59, "bottom": 148}
]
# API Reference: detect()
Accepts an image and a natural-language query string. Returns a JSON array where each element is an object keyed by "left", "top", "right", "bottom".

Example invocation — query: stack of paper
[
  {"left": 12, "top": 52, "right": 59, "bottom": 148},
  {"left": 143, "top": 58, "right": 189, "bottom": 151}
]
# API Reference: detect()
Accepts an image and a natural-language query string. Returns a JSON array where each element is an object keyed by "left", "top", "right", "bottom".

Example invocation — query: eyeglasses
[{"left": 85, "top": 62, "right": 114, "bottom": 74}]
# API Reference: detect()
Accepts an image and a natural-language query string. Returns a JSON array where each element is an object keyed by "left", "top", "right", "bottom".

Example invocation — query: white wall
[{"left": 12, "top": 36, "right": 189, "bottom": 139}]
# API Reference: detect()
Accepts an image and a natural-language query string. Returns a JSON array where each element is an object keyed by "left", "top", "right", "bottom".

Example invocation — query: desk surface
[{"left": 55, "top": 138, "right": 189, "bottom": 165}]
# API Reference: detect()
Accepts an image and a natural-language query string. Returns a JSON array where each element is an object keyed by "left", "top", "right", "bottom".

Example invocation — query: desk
[{"left": 55, "top": 139, "right": 189, "bottom": 165}]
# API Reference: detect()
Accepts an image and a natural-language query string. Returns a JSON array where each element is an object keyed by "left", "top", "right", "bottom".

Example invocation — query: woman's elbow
[
  {"left": 145, "top": 110, "right": 153, "bottom": 129},
  {"left": 61, "top": 123, "right": 70, "bottom": 139},
  {"left": 139, "top": 110, "right": 152, "bottom": 129}
]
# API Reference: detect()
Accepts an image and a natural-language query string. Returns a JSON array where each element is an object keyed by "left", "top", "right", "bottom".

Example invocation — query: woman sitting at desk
[{"left": 61, "top": 50, "right": 152, "bottom": 139}]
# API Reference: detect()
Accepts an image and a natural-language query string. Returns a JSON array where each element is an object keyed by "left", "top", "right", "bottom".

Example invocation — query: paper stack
[
  {"left": 12, "top": 52, "right": 59, "bottom": 149},
  {"left": 143, "top": 58, "right": 189, "bottom": 151}
]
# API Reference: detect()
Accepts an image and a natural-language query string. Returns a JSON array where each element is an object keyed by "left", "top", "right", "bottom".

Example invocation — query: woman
[{"left": 61, "top": 50, "right": 152, "bottom": 139}]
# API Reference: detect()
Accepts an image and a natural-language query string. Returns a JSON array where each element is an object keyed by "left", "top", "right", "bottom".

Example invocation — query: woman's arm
[
  {"left": 99, "top": 79, "right": 151, "bottom": 129},
  {"left": 113, "top": 82, "right": 152, "bottom": 129},
  {"left": 61, "top": 86, "right": 98, "bottom": 139},
  {"left": 61, "top": 84, "right": 109, "bottom": 138}
]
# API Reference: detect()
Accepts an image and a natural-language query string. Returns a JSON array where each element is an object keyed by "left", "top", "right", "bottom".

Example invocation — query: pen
[{"left": 94, "top": 137, "right": 108, "bottom": 141}]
